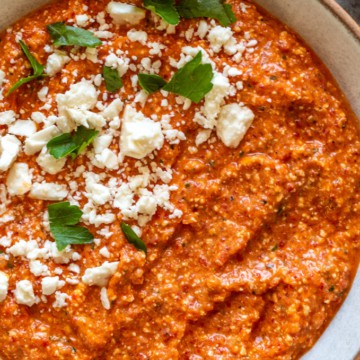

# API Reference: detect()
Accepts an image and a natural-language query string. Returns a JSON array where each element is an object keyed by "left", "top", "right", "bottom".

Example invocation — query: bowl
[{"left": 0, "top": 0, "right": 359, "bottom": 359}]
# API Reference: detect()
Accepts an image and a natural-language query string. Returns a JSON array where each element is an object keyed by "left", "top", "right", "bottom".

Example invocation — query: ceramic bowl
[{"left": 0, "top": 1, "right": 359, "bottom": 359}]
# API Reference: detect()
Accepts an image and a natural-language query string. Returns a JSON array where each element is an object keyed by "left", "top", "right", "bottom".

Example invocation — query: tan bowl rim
[{"left": 321, "top": 0, "right": 360, "bottom": 40}]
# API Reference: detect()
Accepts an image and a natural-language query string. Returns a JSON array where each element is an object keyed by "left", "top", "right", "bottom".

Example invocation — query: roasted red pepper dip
[{"left": 0, "top": 0, "right": 359, "bottom": 359}]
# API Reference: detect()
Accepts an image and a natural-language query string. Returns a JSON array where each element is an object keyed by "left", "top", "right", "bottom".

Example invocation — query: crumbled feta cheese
[
  {"left": 102, "top": 98, "right": 123, "bottom": 120},
  {"left": 127, "top": 29, "right": 147, "bottom": 45},
  {"left": 14, "top": 280, "right": 37, "bottom": 307},
  {"left": 8, "top": 120, "right": 37, "bottom": 137},
  {"left": 37, "top": 86, "right": 49, "bottom": 102},
  {"left": 42, "top": 276, "right": 64, "bottom": 295},
  {"left": 36, "top": 147, "right": 66, "bottom": 175},
  {"left": 95, "top": 148, "right": 118, "bottom": 170},
  {"left": 7, "top": 239, "right": 38, "bottom": 258},
  {"left": 53, "top": 291, "right": 70, "bottom": 308},
  {"left": 107, "top": 2, "right": 146, "bottom": 25},
  {"left": 57, "top": 80, "right": 98, "bottom": 114},
  {"left": 29, "top": 260, "right": 49, "bottom": 277},
  {"left": 0, "top": 271, "right": 8, "bottom": 302},
  {"left": 75, "top": 14, "right": 90, "bottom": 27},
  {"left": 6, "top": 163, "right": 32, "bottom": 196},
  {"left": 93, "top": 134, "right": 113, "bottom": 154},
  {"left": 85, "top": 174, "right": 111, "bottom": 205},
  {"left": 207, "top": 26, "right": 233, "bottom": 53},
  {"left": 30, "top": 182, "right": 68, "bottom": 201},
  {"left": 0, "top": 135, "right": 21, "bottom": 172},
  {"left": 195, "top": 129, "right": 212, "bottom": 146},
  {"left": 99, "top": 246, "right": 110, "bottom": 258},
  {"left": 46, "top": 51, "right": 70, "bottom": 76},
  {"left": 65, "top": 108, "right": 106, "bottom": 129},
  {"left": 100, "top": 287, "right": 111, "bottom": 310},
  {"left": 105, "top": 53, "right": 129, "bottom": 77},
  {"left": 82, "top": 261, "right": 119, "bottom": 287},
  {"left": 194, "top": 72, "right": 231, "bottom": 130},
  {"left": 216, "top": 104, "right": 255, "bottom": 148},
  {"left": 120, "top": 105, "right": 164, "bottom": 159},
  {"left": 0, "top": 110, "right": 16, "bottom": 125},
  {"left": 25, "top": 125, "right": 61, "bottom": 155}
]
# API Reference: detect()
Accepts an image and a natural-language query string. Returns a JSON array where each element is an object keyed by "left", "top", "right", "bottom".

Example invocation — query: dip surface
[{"left": 0, "top": 1, "right": 359, "bottom": 359}]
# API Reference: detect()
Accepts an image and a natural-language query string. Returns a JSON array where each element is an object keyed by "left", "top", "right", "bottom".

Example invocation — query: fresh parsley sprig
[
  {"left": 47, "top": 22, "right": 102, "bottom": 47},
  {"left": 163, "top": 52, "right": 213, "bottom": 103},
  {"left": 143, "top": 0, "right": 236, "bottom": 27},
  {"left": 103, "top": 66, "right": 123, "bottom": 93},
  {"left": 138, "top": 74, "right": 167, "bottom": 94},
  {"left": 138, "top": 52, "right": 213, "bottom": 103},
  {"left": 177, "top": 0, "right": 236, "bottom": 27},
  {"left": 121, "top": 222, "right": 147, "bottom": 254},
  {"left": 48, "top": 202, "right": 94, "bottom": 251},
  {"left": 47, "top": 126, "right": 99, "bottom": 160},
  {"left": 144, "top": 0, "right": 180, "bottom": 25},
  {"left": 7, "top": 40, "right": 47, "bottom": 95}
]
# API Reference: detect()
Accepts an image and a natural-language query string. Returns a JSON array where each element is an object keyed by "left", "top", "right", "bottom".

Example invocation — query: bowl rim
[{"left": 321, "top": 0, "right": 360, "bottom": 40}]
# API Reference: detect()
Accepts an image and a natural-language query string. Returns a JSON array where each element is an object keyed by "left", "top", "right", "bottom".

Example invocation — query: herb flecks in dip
[{"left": 0, "top": 1, "right": 359, "bottom": 359}]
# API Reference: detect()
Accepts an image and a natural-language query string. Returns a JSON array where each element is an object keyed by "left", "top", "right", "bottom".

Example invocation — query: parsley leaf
[
  {"left": 47, "top": 126, "right": 99, "bottom": 160},
  {"left": 138, "top": 73, "right": 167, "bottom": 94},
  {"left": 103, "top": 66, "right": 123, "bottom": 93},
  {"left": 8, "top": 40, "right": 47, "bottom": 95},
  {"left": 47, "top": 22, "right": 102, "bottom": 48},
  {"left": 177, "top": 0, "right": 236, "bottom": 27},
  {"left": 144, "top": 0, "right": 180, "bottom": 25},
  {"left": 121, "top": 222, "right": 147, "bottom": 254},
  {"left": 163, "top": 51, "right": 213, "bottom": 103},
  {"left": 48, "top": 202, "right": 94, "bottom": 251}
]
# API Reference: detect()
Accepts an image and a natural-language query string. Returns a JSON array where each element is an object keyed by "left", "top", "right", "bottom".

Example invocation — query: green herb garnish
[
  {"left": 144, "top": 0, "right": 180, "bottom": 25},
  {"left": 177, "top": 0, "right": 236, "bottom": 27},
  {"left": 137, "top": 52, "right": 213, "bottom": 103},
  {"left": 163, "top": 52, "right": 213, "bottom": 103},
  {"left": 47, "top": 22, "right": 102, "bottom": 47},
  {"left": 8, "top": 40, "right": 47, "bottom": 95},
  {"left": 138, "top": 73, "right": 167, "bottom": 94},
  {"left": 103, "top": 66, "right": 123, "bottom": 93},
  {"left": 47, "top": 126, "right": 99, "bottom": 159},
  {"left": 121, "top": 222, "right": 147, "bottom": 254},
  {"left": 48, "top": 202, "right": 94, "bottom": 251}
]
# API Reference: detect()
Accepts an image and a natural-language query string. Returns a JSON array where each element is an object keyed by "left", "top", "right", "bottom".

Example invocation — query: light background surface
[{"left": 337, "top": 0, "right": 360, "bottom": 23}]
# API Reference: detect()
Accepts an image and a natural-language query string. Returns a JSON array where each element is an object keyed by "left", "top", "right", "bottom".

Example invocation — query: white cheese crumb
[
  {"left": 100, "top": 287, "right": 111, "bottom": 310},
  {"left": 37, "top": 86, "right": 49, "bottom": 102},
  {"left": 14, "top": 280, "right": 37, "bottom": 307},
  {"left": 0, "top": 271, "right": 9, "bottom": 302},
  {"left": 29, "top": 260, "right": 49, "bottom": 277},
  {"left": 0, "top": 135, "right": 21, "bottom": 172},
  {"left": 53, "top": 291, "right": 70, "bottom": 308},
  {"left": 8, "top": 120, "right": 36, "bottom": 137},
  {"left": 82, "top": 261, "right": 119, "bottom": 287},
  {"left": 25, "top": 125, "right": 61, "bottom": 155},
  {"left": 57, "top": 80, "right": 98, "bottom": 114},
  {"left": 216, "top": 104, "right": 255, "bottom": 148},
  {"left": 30, "top": 182, "right": 68, "bottom": 201},
  {"left": 6, "top": 163, "right": 32, "bottom": 196},
  {"left": 41, "top": 276, "right": 64, "bottom": 295},
  {"left": 120, "top": 105, "right": 164, "bottom": 160},
  {"left": 46, "top": 51, "right": 70, "bottom": 76},
  {"left": 36, "top": 147, "right": 66, "bottom": 175},
  {"left": 0, "top": 110, "right": 16, "bottom": 125},
  {"left": 75, "top": 14, "right": 90, "bottom": 27},
  {"left": 107, "top": 2, "right": 146, "bottom": 25},
  {"left": 127, "top": 29, "right": 147, "bottom": 45},
  {"left": 99, "top": 246, "right": 110, "bottom": 258},
  {"left": 195, "top": 129, "right": 212, "bottom": 146}
]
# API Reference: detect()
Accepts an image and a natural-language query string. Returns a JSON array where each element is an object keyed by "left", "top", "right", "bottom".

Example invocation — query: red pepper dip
[{"left": 0, "top": 1, "right": 359, "bottom": 359}]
